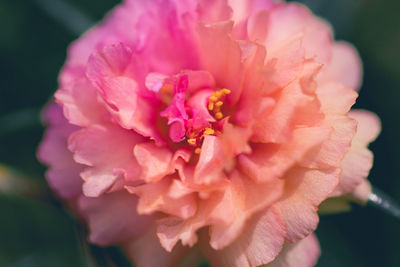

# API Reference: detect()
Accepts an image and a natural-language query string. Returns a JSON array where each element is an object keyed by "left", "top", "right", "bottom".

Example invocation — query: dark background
[{"left": 0, "top": 0, "right": 399, "bottom": 266}]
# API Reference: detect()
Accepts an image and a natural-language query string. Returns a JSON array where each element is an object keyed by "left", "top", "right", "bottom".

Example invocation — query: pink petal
[
  {"left": 266, "top": 234, "right": 320, "bottom": 267},
  {"left": 55, "top": 78, "right": 108, "bottom": 127},
  {"left": 265, "top": 3, "right": 333, "bottom": 65},
  {"left": 251, "top": 80, "right": 323, "bottom": 143},
  {"left": 209, "top": 171, "right": 285, "bottom": 249},
  {"left": 122, "top": 226, "right": 192, "bottom": 267},
  {"left": 195, "top": 21, "right": 243, "bottom": 105},
  {"left": 317, "top": 82, "right": 358, "bottom": 115},
  {"left": 68, "top": 124, "right": 143, "bottom": 197},
  {"left": 331, "top": 110, "right": 381, "bottom": 197},
  {"left": 133, "top": 142, "right": 174, "bottom": 183},
  {"left": 276, "top": 167, "right": 340, "bottom": 242},
  {"left": 300, "top": 116, "right": 357, "bottom": 168},
  {"left": 79, "top": 191, "right": 154, "bottom": 246},
  {"left": 126, "top": 176, "right": 197, "bottom": 219},
  {"left": 200, "top": 205, "right": 286, "bottom": 267},
  {"left": 319, "top": 42, "right": 363, "bottom": 91},
  {"left": 239, "top": 125, "right": 331, "bottom": 183},
  {"left": 197, "top": 0, "right": 233, "bottom": 23},
  {"left": 37, "top": 103, "right": 83, "bottom": 199},
  {"left": 349, "top": 109, "right": 381, "bottom": 145}
]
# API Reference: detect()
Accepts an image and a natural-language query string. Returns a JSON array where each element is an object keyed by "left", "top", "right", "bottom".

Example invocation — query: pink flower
[{"left": 38, "top": 0, "right": 381, "bottom": 266}]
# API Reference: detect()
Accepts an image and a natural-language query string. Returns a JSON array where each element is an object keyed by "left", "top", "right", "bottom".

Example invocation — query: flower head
[{"left": 38, "top": 0, "right": 381, "bottom": 266}]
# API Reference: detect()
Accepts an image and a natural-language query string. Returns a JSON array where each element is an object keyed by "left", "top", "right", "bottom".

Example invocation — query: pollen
[
  {"left": 203, "top": 128, "right": 215, "bottom": 135},
  {"left": 187, "top": 138, "right": 197, "bottom": 146},
  {"left": 221, "top": 88, "right": 231, "bottom": 95},
  {"left": 194, "top": 148, "right": 202, "bottom": 154},
  {"left": 207, "top": 88, "right": 231, "bottom": 120}
]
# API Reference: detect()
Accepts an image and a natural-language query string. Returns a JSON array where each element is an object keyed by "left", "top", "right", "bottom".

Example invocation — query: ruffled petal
[
  {"left": 266, "top": 234, "right": 320, "bottom": 267},
  {"left": 68, "top": 124, "right": 143, "bottom": 197},
  {"left": 201, "top": 205, "right": 286, "bottom": 267},
  {"left": 79, "top": 191, "right": 154, "bottom": 246},
  {"left": 38, "top": 103, "right": 83, "bottom": 199},
  {"left": 122, "top": 226, "right": 192, "bottom": 267},
  {"left": 331, "top": 110, "right": 380, "bottom": 197},
  {"left": 276, "top": 167, "right": 340, "bottom": 242},
  {"left": 318, "top": 42, "right": 363, "bottom": 91}
]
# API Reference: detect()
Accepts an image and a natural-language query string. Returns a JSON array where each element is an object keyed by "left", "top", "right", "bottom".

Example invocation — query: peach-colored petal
[
  {"left": 79, "top": 191, "right": 154, "bottom": 246},
  {"left": 300, "top": 116, "right": 357, "bottom": 168},
  {"left": 266, "top": 234, "right": 320, "bottom": 267},
  {"left": 195, "top": 21, "right": 243, "bottom": 104},
  {"left": 251, "top": 80, "right": 323, "bottom": 143},
  {"left": 331, "top": 110, "right": 380, "bottom": 197},
  {"left": 209, "top": 171, "right": 284, "bottom": 249},
  {"left": 239, "top": 126, "right": 331, "bottom": 183},
  {"left": 133, "top": 142, "right": 174, "bottom": 183},
  {"left": 349, "top": 109, "right": 381, "bottom": 144},
  {"left": 201, "top": 205, "right": 286, "bottom": 267},
  {"left": 317, "top": 82, "right": 358, "bottom": 115},
  {"left": 122, "top": 226, "right": 192, "bottom": 267},
  {"left": 68, "top": 124, "right": 143, "bottom": 197},
  {"left": 319, "top": 42, "right": 363, "bottom": 91},
  {"left": 350, "top": 179, "right": 371, "bottom": 204},
  {"left": 126, "top": 176, "right": 197, "bottom": 219},
  {"left": 197, "top": 0, "right": 233, "bottom": 23},
  {"left": 265, "top": 3, "right": 333, "bottom": 65},
  {"left": 276, "top": 167, "right": 340, "bottom": 242}
]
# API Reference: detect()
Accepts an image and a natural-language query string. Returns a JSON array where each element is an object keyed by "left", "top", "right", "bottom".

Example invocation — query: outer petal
[
  {"left": 276, "top": 167, "right": 340, "bottom": 242},
  {"left": 126, "top": 176, "right": 197, "bottom": 219},
  {"left": 68, "top": 124, "right": 143, "bottom": 197},
  {"left": 37, "top": 103, "right": 83, "bottom": 199},
  {"left": 265, "top": 3, "right": 333, "bottom": 65},
  {"left": 200, "top": 205, "right": 286, "bottom": 267},
  {"left": 79, "top": 191, "right": 154, "bottom": 246},
  {"left": 55, "top": 77, "right": 108, "bottom": 127},
  {"left": 239, "top": 126, "right": 331, "bottom": 183},
  {"left": 266, "top": 234, "right": 320, "bottom": 267},
  {"left": 331, "top": 110, "right": 381, "bottom": 197},
  {"left": 133, "top": 142, "right": 174, "bottom": 183},
  {"left": 318, "top": 42, "right": 363, "bottom": 91},
  {"left": 122, "top": 227, "right": 193, "bottom": 267},
  {"left": 86, "top": 43, "right": 164, "bottom": 142}
]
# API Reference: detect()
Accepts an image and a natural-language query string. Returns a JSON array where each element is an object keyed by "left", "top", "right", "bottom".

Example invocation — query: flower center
[{"left": 157, "top": 74, "right": 230, "bottom": 154}]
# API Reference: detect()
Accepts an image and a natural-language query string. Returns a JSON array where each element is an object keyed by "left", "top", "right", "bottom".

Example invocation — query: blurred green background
[{"left": 0, "top": 0, "right": 399, "bottom": 266}]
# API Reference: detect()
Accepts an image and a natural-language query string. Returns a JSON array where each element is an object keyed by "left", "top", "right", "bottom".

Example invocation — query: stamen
[
  {"left": 215, "top": 101, "right": 223, "bottom": 107},
  {"left": 194, "top": 148, "right": 201, "bottom": 154},
  {"left": 203, "top": 128, "right": 215, "bottom": 135},
  {"left": 208, "top": 102, "right": 214, "bottom": 111},
  {"left": 209, "top": 95, "right": 218, "bottom": 102},
  {"left": 187, "top": 138, "right": 197, "bottom": 146},
  {"left": 221, "top": 88, "right": 231, "bottom": 95},
  {"left": 215, "top": 112, "right": 223, "bottom": 120}
]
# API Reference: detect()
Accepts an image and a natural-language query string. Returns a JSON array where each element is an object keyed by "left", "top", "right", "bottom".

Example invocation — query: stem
[{"left": 368, "top": 186, "right": 400, "bottom": 221}]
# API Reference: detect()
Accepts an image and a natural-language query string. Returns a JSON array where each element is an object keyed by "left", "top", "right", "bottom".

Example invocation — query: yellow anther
[
  {"left": 215, "top": 101, "right": 223, "bottom": 107},
  {"left": 203, "top": 128, "right": 215, "bottom": 135},
  {"left": 187, "top": 138, "right": 197, "bottom": 146},
  {"left": 215, "top": 91, "right": 223, "bottom": 98},
  {"left": 208, "top": 102, "right": 214, "bottom": 111},
  {"left": 194, "top": 148, "right": 202, "bottom": 154},
  {"left": 221, "top": 88, "right": 231, "bottom": 95},
  {"left": 215, "top": 112, "right": 223, "bottom": 120},
  {"left": 209, "top": 95, "right": 218, "bottom": 102}
]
